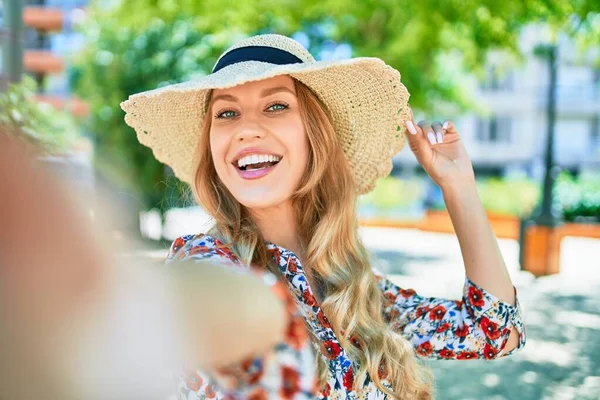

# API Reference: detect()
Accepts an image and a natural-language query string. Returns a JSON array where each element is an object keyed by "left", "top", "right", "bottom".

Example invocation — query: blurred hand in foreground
[{"left": 0, "top": 134, "right": 291, "bottom": 400}]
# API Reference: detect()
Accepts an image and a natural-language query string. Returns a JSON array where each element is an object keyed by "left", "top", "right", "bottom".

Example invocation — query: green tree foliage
[
  {"left": 72, "top": 18, "right": 224, "bottom": 211},
  {"left": 556, "top": 171, "right": 600, "bottom": 223},
  {"left": 0, "top": 76, "right": 80, "bottom": 153},
  {"left": 73, "top": 0, "right": 600, "bottom": 211},
  {"left": 102, "top": 0, "right": 600, "bottom": 108}
]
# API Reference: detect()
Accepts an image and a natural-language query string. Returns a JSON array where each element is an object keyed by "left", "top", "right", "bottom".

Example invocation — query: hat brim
[{"left": 120, "top": 57, "right": 410, "bottom": 194}]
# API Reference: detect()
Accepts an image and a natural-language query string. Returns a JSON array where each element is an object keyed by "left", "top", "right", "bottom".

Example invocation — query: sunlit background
[{"left": 1, "top": 0, "right": 600, "bottom": 399}]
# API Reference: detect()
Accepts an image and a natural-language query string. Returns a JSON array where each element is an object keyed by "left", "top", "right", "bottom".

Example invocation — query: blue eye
[
  {"left": 214, "top": 102, "right": 289, "bottom": 120},
  {"left": 215, "top": 110, "right": 237, "bottom": 119},
  {"left": 267, "top": 102, "right": 289, "bottom": 111}
]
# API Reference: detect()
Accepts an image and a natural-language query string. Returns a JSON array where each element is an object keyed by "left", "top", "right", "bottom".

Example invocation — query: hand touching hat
[{"left": 404, "top": 108, "right": 476, "bottom": 191}]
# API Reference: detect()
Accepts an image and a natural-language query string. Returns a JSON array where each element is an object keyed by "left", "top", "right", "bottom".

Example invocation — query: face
[{"left": 208, "top": 75, "right": 310, "bottom": 211}]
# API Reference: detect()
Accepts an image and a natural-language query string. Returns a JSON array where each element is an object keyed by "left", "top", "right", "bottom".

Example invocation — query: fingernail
[
  {"left": 443, "top": 121, "right": 449, "bottom": 130},
  {"left": 436, "top": 131, "right": 443, "bottom": 143},
  {"left": 406, "top": 120, "right": 417, "bottom": 135},
  {"left": 427, "top": 132, "right": 437, "bottom": 145}
]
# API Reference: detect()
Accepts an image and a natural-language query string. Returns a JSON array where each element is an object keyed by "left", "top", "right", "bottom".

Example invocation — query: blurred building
[
  {"left": 394, "top": 25, "right": 600, "bottom": 180},
  {"left": 0, "top": 0, "right": 89, "bottom": 115}
]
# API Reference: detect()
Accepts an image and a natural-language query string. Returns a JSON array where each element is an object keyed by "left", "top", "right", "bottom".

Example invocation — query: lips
[
  {"left": 236, "top": 159, "right": 280, "bottom": 171},
  {"left": 235, "top": 160, "right": 280, "bottom": 180}
]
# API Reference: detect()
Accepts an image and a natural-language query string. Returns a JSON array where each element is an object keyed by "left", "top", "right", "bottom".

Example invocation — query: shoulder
[
  {"left": 165, "top": 234, "right": 241, "bottom": 265},
  {"left": 371, "top": 266, "right": 389, "bottom": 288}
]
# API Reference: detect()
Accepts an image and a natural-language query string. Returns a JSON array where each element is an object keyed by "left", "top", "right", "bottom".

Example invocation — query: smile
[{"left": 233, "top": 155, "right": 282, "bottom": 180}]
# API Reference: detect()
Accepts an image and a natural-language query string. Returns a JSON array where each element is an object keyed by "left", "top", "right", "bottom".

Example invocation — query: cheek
[
  {"left": 294, "top": 128, "right": 310, "bottom": 170},
  {"left": 209, "top": 133, "right": 227, "bottom": 168}
]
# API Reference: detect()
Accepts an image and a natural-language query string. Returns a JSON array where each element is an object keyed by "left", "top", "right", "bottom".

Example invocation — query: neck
[{"left": 249, "top": 200, "right": 303, "bottom": 259}]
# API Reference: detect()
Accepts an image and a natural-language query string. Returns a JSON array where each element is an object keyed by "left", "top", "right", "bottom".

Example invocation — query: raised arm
[
  {"left": 375, "top": 269, "right": 526, "bottom": 360},
  {"left": 403, "top": 116, "right": 526, "bottom": 357}
]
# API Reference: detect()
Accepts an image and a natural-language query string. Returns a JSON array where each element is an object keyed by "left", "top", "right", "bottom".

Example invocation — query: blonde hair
[{"left": 191, "top": 78, "right": 433, "bottom": 399}]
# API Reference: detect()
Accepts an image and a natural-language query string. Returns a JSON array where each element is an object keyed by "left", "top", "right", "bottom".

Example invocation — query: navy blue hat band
[{"left": 212, "top": 45, "right": 305, "bottom": 73}]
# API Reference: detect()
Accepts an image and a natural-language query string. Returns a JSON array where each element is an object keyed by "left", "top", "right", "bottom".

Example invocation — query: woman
[{"left": 121, "top": 34, "right": 526, "bottom": 399}]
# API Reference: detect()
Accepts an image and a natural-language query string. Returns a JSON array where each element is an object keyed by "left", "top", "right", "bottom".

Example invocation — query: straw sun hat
[{"left": 120, "top": 33, "right": 410, "bottom": 194}]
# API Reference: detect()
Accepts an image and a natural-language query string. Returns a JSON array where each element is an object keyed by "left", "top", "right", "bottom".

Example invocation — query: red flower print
[
  {"left": 205, "top": 384, "right": 217, "bottom": 398},
  {"left": 436, "top": 322, "right": 452, "bottom": 333},
  {"left": 457, "top": 351, "right": 479, "bottom": 360},
  {"left": 172, "top": 237, "right": 186, "bottom": 254},
  {"left": 455, "top": 324, "right": 469, "bottom": 338},
  {"left": 415, "top": 341, "right": 433, "bottom": 357},
  {"left": 468, "top": 286, "right": 485, "bottom": 308},
  {"left": 286, "top": 317, "right": 309, "bottom": 350},
  {"left": 248, "top": 388, "right": 268, "bottom": 400},
  {"left": 383, "top": 292, "right": 397, "bottom": 307},
  {"left": 455, "top": 300, "right": 463, "bottom": 308},
  {"left": 481, "top": 316, "right": 501, "bottom": 340},
  {"left": 343, "top": 366, "right": 355, "bottom": 391},
  {"left": 302, "top": 288, "right": 317, "bottom": 306},
  {"left": 483, "top": 343, "right": 499, "bottom": 360},
  {"left": 416, "top": 306, "right": 430, "bottom": 318},
  {"left": 189, "top": 245, "right": 211, "bottom": 256},
  {"left": 320, "top": 382, "right": 331, "bottom": 397},
  {"left": 268, "top": 247, "right": 282, "bottom": 262},
  {"left": 288, "top": 258, "right": 298, "bottom": 273},
  {"left": 399, "top": 288, "right": 416, "bottom": 298},
  {"left": 317, "top": 310, "right": 332, "bottom": 329},
  {"left": 429, "top": 305, "right": 447, "bottom": 321},
  {"left": 184, "top": 367, "right": 203, "bottom": 391},
  {"left": 320, "top": 340, "right": 342, "bottom": 360},
  {"left": 439, "top": 348, "right": 456, "bottom": 359},
  {"left": 280, "top": 366, "right": 301, "bottom": 398}
]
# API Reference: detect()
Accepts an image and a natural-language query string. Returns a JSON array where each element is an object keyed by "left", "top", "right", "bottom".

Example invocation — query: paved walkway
[
  {"left": 362, "top": 227, "right": 600, "bottom": 400},
  {"left": 136, "top": 210, "right": 600, "bottom": 400}
]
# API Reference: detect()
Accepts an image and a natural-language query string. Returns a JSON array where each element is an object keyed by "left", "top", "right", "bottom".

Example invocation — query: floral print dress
[{"left": 165, "top": 234, "right": 526, "bottom": 399}]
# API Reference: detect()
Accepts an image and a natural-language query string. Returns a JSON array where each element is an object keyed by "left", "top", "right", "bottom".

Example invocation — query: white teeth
[{"left": 236, "top": 154, "right": 281, "bottom": 168}]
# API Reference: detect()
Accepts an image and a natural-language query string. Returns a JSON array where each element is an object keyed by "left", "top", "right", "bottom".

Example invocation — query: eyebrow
[{"left": 211, "top": 86, "right": 296, "bottom": 103}]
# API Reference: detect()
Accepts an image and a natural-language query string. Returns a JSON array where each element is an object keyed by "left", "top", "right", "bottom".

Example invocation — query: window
[
  {"left": 476, "top": 117, "right": 512, "bottom": 143},
  {"left": 480, "top": 66, "right": 514, "bottom": 91}
]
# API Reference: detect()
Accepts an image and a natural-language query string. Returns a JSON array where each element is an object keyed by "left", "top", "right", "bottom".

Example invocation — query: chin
[
  {"left": 233, "top": 188, "right": 292, "bottom": 211},
  {"left": 216, "top": 162, "right": 303, "bottom": 212}
]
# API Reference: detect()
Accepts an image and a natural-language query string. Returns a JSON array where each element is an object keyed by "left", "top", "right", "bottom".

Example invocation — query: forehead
[{"left": 211, "top": 75, "right": 296, "bottom": 98}]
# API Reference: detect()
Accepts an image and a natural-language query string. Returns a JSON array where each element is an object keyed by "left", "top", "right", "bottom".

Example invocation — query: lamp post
[
  {"left": 519, "top": 43, "right": 564, "bottom": 276},
  {"left": 532, "top": 43, "right": 562, "bottom": 227}
]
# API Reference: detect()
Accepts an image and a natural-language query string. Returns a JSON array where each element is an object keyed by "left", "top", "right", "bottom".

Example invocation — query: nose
[{"left": 234, "top": 121, "right": 267, "bottom": 142}]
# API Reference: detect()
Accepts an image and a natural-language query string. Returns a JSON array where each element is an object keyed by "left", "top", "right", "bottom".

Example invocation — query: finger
[
  {"left": 405, "top": 119, "right": 418, "bottom": 135},
  {"left": 405, "top": 107, "right": 417, "bottom": 135},
  {"left": 443, "top": 120, "right": 457, "bottom": 133},
  {"left": 404, "top": 106, "right": 419, "bottom": 136},
  {"left": 418, "top": 120, "right": 437, "bottom": 145},
  {"left": 432, "top": 121, "right": 444, "bottom": 144},
  {"left": 404, "top": 116, "right": 433, "bottom": 160}
]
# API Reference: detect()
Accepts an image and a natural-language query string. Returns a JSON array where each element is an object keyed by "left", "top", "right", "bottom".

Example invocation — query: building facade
[{"left": 394, "top": 25, "right": 600, "bottom": 180}]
